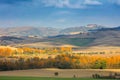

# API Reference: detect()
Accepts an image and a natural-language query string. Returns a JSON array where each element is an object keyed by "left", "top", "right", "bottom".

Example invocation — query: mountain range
[
  {"left": 0, "top": 26, "right": 59, "bottom": 37},
  {"left": 0, "top": 24, "right": 120, "bottom": 47},
  {"left": 0, "top": 24, "right": 104, "bottom": 37}
]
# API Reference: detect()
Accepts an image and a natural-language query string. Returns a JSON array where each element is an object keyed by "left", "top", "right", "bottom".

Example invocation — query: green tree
[{"left": 93, "top": 60, "right": 106, "bottom": 69}]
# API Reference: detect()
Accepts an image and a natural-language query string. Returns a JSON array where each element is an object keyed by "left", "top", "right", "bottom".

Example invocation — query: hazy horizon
[{"left": 0, "top": 0, "right": 120, "bottom": 28}]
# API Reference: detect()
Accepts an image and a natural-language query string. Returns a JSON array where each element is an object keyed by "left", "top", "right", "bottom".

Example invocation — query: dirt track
[{"left": 0, "top": 69, "right": 120, "bottom": 78}]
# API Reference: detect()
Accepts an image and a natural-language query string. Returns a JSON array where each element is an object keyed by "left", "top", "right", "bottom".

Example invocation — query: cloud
[
  {"left": 41, "top": 0, "right": 102, "bottom": 9},
  {"left": 42, "top": 0, "right": 69, "bottom": 8},
  {"left": 0, "top": 0, "right": 119, "bottom": 9},
  {"left": 41, "top": 0, "right": 85, "bottom": 8},
  {"left": 84, "top": 0, "right": 102, "bottom": 5}
]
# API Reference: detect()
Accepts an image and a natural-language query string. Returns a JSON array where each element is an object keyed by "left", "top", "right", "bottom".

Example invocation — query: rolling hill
[
  {"left": 46, "top": 26, "right": 120, "bottom": 47},
  {"left": 0, "top": 24, "right": 104, "bottom": 37},
  {"left": 0, "top": 25, "right": 120, "bottom": 47},
  {"left": 60, "top": 24, "right": 104, "bottom": 35},
  {"left": 0, "top": 26, "right": 59, "bottom": 37}
]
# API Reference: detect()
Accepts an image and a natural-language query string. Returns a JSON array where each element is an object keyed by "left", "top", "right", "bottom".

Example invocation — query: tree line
[{"left": 0, "top": 54, "right": 120, "bottom": 71}]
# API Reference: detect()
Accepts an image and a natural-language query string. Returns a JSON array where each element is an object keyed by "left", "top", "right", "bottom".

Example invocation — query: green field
[{"left": 0, "top": 76, "right": 117, "bottom": 80}]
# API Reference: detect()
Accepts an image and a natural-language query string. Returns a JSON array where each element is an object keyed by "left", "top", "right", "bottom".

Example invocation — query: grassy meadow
[{"left": 0, "top": 76, "right": 118, "bottom": 80}]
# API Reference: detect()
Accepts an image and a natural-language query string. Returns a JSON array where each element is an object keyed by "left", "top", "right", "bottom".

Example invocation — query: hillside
[
  {"left": 0, "top": 24, "right": 103, "bottom": 37},
  {"left": 60, "top": 24, "right": 104, "bottom": 35},
  {"left": 0, "top": 25, "right": 120, "bottom": 47},
  {"left": 46, "top": 26, "right": 120, "bottom": 47},
  {"left": 89, "top": 27, "right": 120, "bottom": 46},
  {"left": 0, "top": 26, "right": 59, "bottom": 37}
]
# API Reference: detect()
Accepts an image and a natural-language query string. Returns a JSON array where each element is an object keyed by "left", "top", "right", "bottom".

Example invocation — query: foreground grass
[{"left": 0, "top": 76, "right": 117, "bottom": 80}]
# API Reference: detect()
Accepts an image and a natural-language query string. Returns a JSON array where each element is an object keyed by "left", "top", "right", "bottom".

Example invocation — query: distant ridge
[
  {"left": 46, "top": 26, "right": 120, "bottom": 46},
  {"left": 0, "top": 26, "right": 59, "bottom": 37},
  {"left": 0, "top": 25, "right": 120, "bottom": 47},
  {"left": 60, "top": 24, "right": 104, "bottom": 35}
]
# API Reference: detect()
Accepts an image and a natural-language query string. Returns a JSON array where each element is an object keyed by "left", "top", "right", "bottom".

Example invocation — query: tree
[{"left": 93, "top": 60, "right": 106, "bottom": 69}]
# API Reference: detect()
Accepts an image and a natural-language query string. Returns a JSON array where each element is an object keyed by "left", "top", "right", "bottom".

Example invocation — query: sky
[{"left": 0, "top": 0, "right": 120, "bottom": 28}]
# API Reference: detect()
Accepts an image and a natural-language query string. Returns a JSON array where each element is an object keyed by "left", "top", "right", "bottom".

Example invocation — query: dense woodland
[{"left": 0, "top": 46, "right": 120, "bottom": 71}]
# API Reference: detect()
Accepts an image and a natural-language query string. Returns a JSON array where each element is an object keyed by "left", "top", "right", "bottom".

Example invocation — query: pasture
[
  {"left": 0, "top": 69, "right": 120, "bottom": 78},
  {"left": 0, "top": 76, "right": 117, "bottom": 80}
]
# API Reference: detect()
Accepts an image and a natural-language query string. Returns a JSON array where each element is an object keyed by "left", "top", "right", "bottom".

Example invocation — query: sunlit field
[
  {"left": 0, "top": 46, "right": 120, "bottom": 70},
  {"left": 0, "top": 46, "right": 120, "bottom": 79}
]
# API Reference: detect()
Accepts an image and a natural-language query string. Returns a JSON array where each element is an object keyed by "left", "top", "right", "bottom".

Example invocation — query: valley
[{"left": 0, "top": 24, "right": 120, "bottom": 79}]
